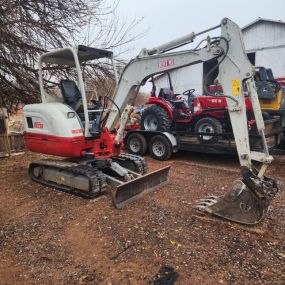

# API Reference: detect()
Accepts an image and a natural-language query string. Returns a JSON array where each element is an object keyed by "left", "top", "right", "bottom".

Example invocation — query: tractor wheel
[
  {"left": 149, "top": 135, "right": 172, "bottom": 160},
  {"left": 141, "top": 105, "right": 172, "bottom": 131},
  {"left": 195, "top": 117, "right": 223, "bottom": 144},
  {"left": 125, "top": 133, "right": 147, "bottom": 156}
]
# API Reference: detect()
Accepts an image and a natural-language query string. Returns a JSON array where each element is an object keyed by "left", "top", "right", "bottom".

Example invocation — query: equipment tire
[
  {"left": 195, "top": 117, "right": 223, "bottom": 144},
  {"left": 141, "top": 105, "right": 172, "bottom": 131},
  {"left": 125, "top": 133, "right": 147, "bottom": 156},
  {"left": 149, "top": 135, "right": 172, "bottom": 160}
]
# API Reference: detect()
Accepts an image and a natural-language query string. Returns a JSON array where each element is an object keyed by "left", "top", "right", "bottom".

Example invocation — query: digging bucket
[{"left": 196, "top": 175, "right": 278, "bottom": 225}]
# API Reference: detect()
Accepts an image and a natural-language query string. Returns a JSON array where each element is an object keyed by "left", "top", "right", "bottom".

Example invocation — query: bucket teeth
[
  {"left": 197, "top": 196, "right": 219, "bottom": 203},
  {"left": 195, "top": 196, "right": 220, "bottom": 212},
  {"left": 195, "top": 196, "right": 220, "bottom": 213}
]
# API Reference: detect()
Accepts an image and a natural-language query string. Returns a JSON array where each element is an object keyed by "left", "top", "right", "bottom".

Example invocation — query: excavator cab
[{"left": 37, "top": 45, "right": 118, "bottom": 138}]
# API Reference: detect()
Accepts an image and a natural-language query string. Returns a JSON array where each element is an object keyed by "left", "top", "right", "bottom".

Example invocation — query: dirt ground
[{"left": 0, "top": 151, "right": 284, "bottom": 285}]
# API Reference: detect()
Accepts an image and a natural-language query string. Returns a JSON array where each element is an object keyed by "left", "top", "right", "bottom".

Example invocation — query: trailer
[{"left": 124, "top": 117, "right": 285, "bottom": 160}]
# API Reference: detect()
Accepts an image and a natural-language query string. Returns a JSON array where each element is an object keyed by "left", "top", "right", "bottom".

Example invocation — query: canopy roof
[{"left": 40, "top": 45, "right": 113, "bottom": 65}]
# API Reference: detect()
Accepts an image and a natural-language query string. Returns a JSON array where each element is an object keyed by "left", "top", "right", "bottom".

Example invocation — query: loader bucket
[
  {"left": 112, "top": 166, "right": 170, "bottom": 208},
  {"left": 196, "top": 177, "right": 278, "bottom": 225}
]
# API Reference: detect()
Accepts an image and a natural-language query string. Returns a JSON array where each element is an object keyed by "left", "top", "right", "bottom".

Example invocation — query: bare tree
[{"left": 0, "top": 0, "right": 143, "bottom": 112}]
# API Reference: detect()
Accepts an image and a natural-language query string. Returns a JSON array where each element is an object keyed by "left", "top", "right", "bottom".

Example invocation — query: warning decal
[{"left": 232, "top": 79, "right": 240, "bottom": 95}]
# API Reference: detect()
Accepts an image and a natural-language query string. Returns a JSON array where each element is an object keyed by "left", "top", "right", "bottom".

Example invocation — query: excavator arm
[
  {"left": 107, "top": 18, "right": 278, "bottom": 224},
  {"left": 196, "top": 19, "right": 278, "bottom": 224}
]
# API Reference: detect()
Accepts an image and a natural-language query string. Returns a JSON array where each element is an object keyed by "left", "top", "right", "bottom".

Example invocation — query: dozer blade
[
  {"left": 111, "top": 166, "right": 170, "bottom": 208},
  {"left": 196, "top": 178, "right": 278, "bottom": 225}
]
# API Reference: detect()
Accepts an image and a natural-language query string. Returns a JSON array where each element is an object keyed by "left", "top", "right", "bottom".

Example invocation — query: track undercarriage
[{"left": 29, "top": 153, "right": 170, "bottom": 208}]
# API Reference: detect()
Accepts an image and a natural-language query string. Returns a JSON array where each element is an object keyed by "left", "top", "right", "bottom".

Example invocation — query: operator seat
[
  {"left": 158, "top": 88, "right": 173, "bottom": 101},
  {"left": 60, "top": 79, "right": 83, "bottom": 111},
  {"left": 158, "top": 88, "right": 188, "bottom": 109},
  {"left": 60, "top": 79, "right": 97, "bottom": 117}
]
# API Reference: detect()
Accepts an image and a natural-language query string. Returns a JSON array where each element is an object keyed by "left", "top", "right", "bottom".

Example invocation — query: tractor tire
[
  {"left": 195, "top": 117, "right": 223, "bottom": 144},
  {"left": 125, "top": 132, "right": 147, "bottom": 156},
  {"left": 141, "top": 105, "right": 172, "bottom": 131},
  {"left": 149, "top": 135, "right": 172, "bottom": 161}
]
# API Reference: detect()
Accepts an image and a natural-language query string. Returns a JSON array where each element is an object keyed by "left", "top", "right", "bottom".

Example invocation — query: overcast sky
[{"left": 108, "top": 0, "right": 285, "bottom": 59}]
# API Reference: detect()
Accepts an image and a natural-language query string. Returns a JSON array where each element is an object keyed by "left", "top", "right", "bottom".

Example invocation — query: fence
[
  {"left": 0, "top": 108, "right": 26, "bottom": 157},
  {"left": 0, "top": 133, "right": 26, "bottom": 158}
]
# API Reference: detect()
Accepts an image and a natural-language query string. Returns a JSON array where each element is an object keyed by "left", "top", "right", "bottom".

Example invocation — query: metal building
[
  {"left": 243, "top": 18, "right": 285, "bottom": 79},
  {"left": 155, "top": 18, "right": 285, "bottom": 95}
]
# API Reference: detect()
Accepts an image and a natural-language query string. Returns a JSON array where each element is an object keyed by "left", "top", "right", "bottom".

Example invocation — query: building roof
[{"left": 242, "top": 18, "right": 285, "bottom": 30}]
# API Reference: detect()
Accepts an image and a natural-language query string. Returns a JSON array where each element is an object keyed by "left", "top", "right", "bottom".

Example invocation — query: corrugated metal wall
[
  {"left": 243, "top": 22, "right": 285, "bottom": 51},
  {"left": 243, "top": 21, "right": 285, "bottom": 78},
  {"left": 255, "top": 47, "right": 285, "bottom": 77}
]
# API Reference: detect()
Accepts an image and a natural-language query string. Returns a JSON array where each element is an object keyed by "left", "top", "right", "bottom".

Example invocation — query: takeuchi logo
[
  {"left": 72, "top": 129, "right": 83, "bottom": 134},
  {"left": 158, "top": 59, "right": 175, "bottom": 68},
  {"left": 33, "top": 122, "right": 44, "bottom": 129}
]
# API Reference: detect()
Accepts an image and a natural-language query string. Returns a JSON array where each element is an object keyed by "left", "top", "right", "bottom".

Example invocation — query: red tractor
[{"left": 140, "top": 73, "right": 254, "bottom": 144}]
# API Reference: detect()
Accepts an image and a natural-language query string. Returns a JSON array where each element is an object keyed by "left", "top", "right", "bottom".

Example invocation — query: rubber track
[
  {"left": 114, "top": 153, "right": 148, "bottom": 175},
  {"left": 29, "top": 159, "right": 107, "bottom": 199}
]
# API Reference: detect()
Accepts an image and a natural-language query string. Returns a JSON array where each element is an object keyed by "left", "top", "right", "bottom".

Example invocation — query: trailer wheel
[
  {"left": 195, "top": 117, "right": 223, "bottom": 144},
  {"left": 141, "top": 105, "right": 172, "bottom": 131},
  {"left": 125, "top": 133, "right": 147, "bottom": 156},
  {"left": 149, "top": 135, "right": 172, "bottom": 160}
]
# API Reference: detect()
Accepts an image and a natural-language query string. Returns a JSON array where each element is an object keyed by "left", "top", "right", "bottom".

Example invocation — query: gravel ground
[{"left": 0, "top": 151, "right": 284, "bottom": 285}]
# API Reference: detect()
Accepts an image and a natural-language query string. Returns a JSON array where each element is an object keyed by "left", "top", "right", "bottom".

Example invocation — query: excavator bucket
[
  {"left": 110, "top": 166, "right": 170, "bottom": 208},
  {"left": 196, "top": 176, "right": 278, "bottom": 225}
]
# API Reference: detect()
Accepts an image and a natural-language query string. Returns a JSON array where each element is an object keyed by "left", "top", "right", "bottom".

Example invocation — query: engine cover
[{"left": 23, "top": 103, "right": 93, "bottom": 157}]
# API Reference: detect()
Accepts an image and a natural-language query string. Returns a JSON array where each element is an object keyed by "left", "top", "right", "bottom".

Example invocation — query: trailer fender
[{"left": 162, "top": 132, "right": 178, "bottom": 152}]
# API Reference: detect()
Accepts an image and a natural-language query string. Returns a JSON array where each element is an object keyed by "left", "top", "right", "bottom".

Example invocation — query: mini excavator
[
  {"left": 23, "top": 46, "right": 170, "bottom": 208},
  {"left": 23, "top": 18, "right": 278, "bottom": 224}
]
